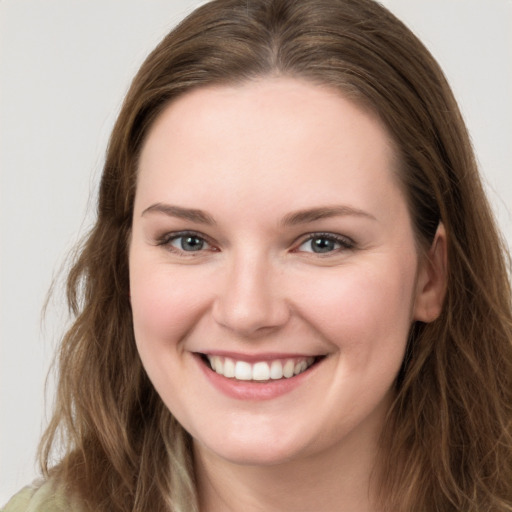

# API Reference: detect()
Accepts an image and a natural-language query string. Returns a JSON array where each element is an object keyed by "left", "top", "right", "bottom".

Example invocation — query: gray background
[{"left": 1, "top": 0, "right": 511, "bottom": 504}]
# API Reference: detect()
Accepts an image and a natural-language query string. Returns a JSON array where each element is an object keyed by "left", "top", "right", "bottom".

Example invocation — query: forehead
[
  {"left": 142, "top": 77, "right": 393, "bottom": 157},
  {"left": 136, "top": 77, "right": 403, "bottom": 219}
]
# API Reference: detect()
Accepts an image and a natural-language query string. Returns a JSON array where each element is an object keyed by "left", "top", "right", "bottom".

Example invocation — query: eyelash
[{"left": 156, "top": 231, "right": 355, "bottom": 256}]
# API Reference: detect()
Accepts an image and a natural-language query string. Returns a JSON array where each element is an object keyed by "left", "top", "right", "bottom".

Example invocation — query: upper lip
[{"left": 195, "top": 350, "right": 324, "bottom": 362}]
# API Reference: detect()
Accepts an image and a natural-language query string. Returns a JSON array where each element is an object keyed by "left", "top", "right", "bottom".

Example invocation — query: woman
[{"left": 3, "top": 0, "right": 512, "bottom": 511}]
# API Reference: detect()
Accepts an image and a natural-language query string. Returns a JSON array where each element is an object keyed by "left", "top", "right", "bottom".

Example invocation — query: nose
[{"left": 212, "top": 251, "right": 290, "bottom": 338}]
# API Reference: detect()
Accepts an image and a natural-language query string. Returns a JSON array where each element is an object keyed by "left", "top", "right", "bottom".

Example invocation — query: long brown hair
[{"left": 40, "top": 1, "right": 512, "bottom": 510}]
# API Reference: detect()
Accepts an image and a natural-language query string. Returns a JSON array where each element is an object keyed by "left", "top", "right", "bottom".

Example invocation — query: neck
[{"left": 194, "top": 429, "right": 382, "bottom": 512}]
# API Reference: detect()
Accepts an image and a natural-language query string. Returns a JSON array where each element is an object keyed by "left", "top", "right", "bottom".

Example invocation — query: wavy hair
[{"left": 39, "top": 0, "right": 512, "bottom": 510}]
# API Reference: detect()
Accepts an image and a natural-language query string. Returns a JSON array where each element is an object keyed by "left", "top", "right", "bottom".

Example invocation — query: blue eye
[
  {"left": 298, "top": 234, "right": 353, "bottom": 254},
  {"left": 171, "top": 235, "right": 206, "bottom": 251},
  {"left": 160, "top": 232, "right": 212, "bottom": 253}
]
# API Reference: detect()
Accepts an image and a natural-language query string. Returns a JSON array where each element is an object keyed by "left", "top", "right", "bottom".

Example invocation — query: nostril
[{"left": 210, "top": 265, "right": 291, "bottom": 335}]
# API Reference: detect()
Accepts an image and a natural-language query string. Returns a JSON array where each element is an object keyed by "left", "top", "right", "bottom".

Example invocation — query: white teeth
[
  {"left": 223, "top": 357, "right": 235, "bottom": 378},
  {"left": 252, "top": 362, "right": 270, "bottom": 381},
  {"left": 211, "top": 355, "right": 221, "bottom": 373},
  {"left": 294, "top": 360, "right": 308, "bottom": 375},
  {"left": 283, "top": 360, "right": 295, "bottom": 378},
  {"left": 234, "top": 361, "right": 252, "bottom": 380},
  {"left": 206, "top": 355, "right": 316, "bottom": 381},
  {"left": 270, "top": 360, "right": 283, "bottom": 379}
]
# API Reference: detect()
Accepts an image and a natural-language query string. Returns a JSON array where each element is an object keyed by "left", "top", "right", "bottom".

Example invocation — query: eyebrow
[
  {"left": 281, "top": 206, "right": 376, "bottom": 226},
  {"left": 141, "top": 203, "right": 375, "bottom": 227},
  {"left": 141, "top": 203, "right": 216, "bottom": 225}
]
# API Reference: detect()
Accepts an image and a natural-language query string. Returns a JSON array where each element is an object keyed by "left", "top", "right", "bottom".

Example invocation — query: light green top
[{"left": 1, "top": 480, "right": 83, "bottom": 512}]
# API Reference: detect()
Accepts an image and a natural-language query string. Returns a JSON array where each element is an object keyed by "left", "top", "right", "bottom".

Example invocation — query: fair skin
[{"left": 129, "top": 77, "right": 446, "bottom": 512}]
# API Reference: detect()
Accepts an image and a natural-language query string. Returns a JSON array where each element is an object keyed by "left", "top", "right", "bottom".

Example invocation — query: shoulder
[{"left": 1, "top": 479, "right": 85, "bottom": 512}]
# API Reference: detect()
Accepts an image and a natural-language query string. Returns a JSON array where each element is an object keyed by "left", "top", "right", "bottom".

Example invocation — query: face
[{"left": 129, "top": 78, "right": 434, "bottom": 467}]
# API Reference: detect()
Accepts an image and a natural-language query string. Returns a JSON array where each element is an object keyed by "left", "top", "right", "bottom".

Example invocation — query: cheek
[
  {"left": 128, "top": 259, "right": 215, "bottom": 419},
  {"left": 129, "top": 261, "right": 212, "bottom": 351},
  {"left": 294, "top": 261, "right": 417, "bottom": 357}
]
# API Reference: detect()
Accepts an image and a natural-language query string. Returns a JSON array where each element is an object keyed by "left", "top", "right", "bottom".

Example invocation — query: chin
[{"left": 194, "top": 430, "right": 311, "bottom": 467}]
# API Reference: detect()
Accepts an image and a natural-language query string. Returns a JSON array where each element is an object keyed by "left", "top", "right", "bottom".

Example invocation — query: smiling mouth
[{"left": 199, "top": 354, "right": 322, "bottom": 382}]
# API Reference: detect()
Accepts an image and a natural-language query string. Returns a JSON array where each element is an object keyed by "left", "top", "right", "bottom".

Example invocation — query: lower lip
[{"left": 195, "top": 355, "right": 319, "bottom": 401}]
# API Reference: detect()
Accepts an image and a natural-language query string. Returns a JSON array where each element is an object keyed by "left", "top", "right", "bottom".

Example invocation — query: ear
[{"left": 413, "top": 223, "right": 448, "bottom": 322}]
